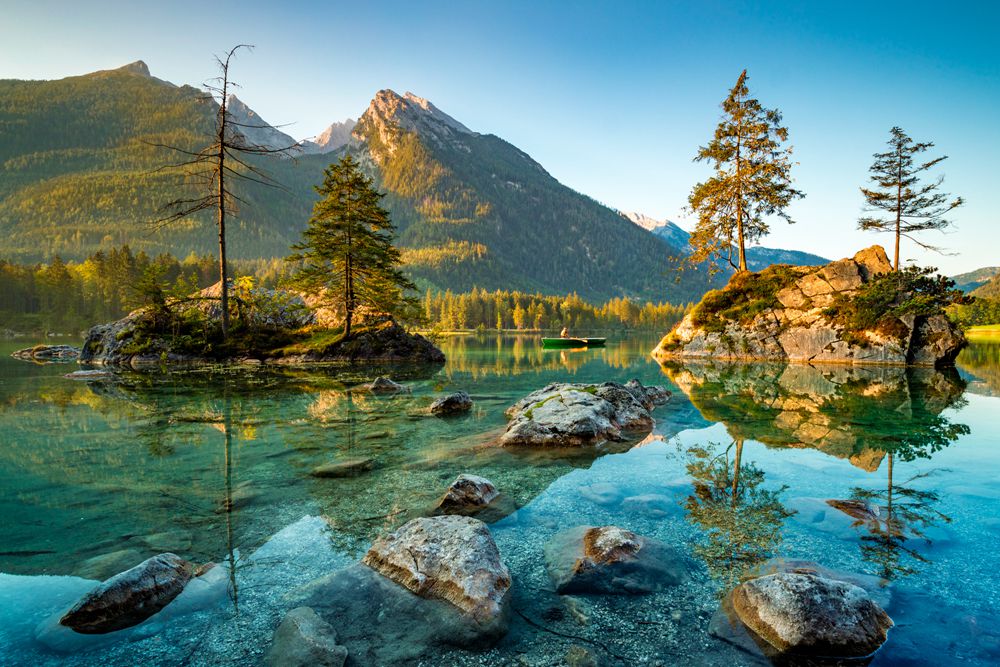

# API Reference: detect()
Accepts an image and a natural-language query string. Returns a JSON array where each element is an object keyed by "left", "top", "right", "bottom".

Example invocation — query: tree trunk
[
  {"left": 218, "top": 85, "right": 230, "bottom": 338},
  {"left": 735, "top": 109, "right": 747, "bottom": 272},
  {"left": 894, "top": 144, "right": 902, "bottom": 271},
  {"left": 731, "top": 439, "right": 743, "bottom": 507}
]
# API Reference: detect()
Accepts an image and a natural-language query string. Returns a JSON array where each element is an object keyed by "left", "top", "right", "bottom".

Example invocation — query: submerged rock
[
  {"left": 731, "top": 572, "right": 893, "bottom": 658},
  {"left": 544, "top": 525, "right": 686, "bottom": 595},
  {"left": 653, "top": 246, "right": 965, "bottom": 367},
  {"left": 434, "top": 474, "right": 499, "bottom": 515},
  {"left": 361, "top": 515, "right": 511, "bottom": 623},
  {"left": 430, "top": 391, "right": 473, "bottom": 416},
  {"left": 501, "top": 380, "right": 670, "bottom": 447},
  {"left": 265, "top": 606, "right": 348, "bottom": 667},
  {"left": 59, "top": 553, "right": 195, "bottom": 634},
  {"left": 311, "top": 457, "right": 376, "bottom": 478},
  {"left": 365, "top": 377, "right": 408, "bottom": 394}
]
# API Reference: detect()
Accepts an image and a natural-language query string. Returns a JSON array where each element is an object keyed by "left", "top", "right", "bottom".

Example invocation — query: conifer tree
[
  {"left": 153, "top": 45, "right": 297, "bottom": 339},
  {"left": 688, "top": 70, "right": 804, "bottom": 272},
  {"left": 288, "top": 155, "right": 415, "bottom": 338},
  {"left": 859, "top": 127, "right": 964, "bottom": 271}
]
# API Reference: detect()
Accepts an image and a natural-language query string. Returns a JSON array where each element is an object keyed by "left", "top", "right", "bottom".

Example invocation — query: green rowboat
[{"left": 541, "top": 337, "right": 607, "bottom": 349}]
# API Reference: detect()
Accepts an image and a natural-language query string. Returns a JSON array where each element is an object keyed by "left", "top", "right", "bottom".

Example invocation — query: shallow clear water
[{"left": 1, "top": 334, "right": 998, "bottom": 665}]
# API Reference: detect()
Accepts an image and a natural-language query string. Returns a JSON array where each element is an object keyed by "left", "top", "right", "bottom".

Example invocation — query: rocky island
[
  {"left": 653, "top": 246, "right": 966, "bottom": 367},
  {"left": 77, "top": 281, "right": 443, "bottom": 369}
]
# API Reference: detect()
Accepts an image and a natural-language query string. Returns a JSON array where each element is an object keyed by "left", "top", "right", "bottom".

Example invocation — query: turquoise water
[{"left": 1, "top": 334, "right": 998, "bottom": 665}]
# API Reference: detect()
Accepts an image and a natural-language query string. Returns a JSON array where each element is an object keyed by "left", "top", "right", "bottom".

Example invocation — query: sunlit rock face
[
  {"left": 500, "top": 380, "right": 671, "bottom": 447},
  {"left": 731, "top": 572, "right": 893, "bottom": 658},
  {"left": 653, "top": 246, "right": 965, "bottom": 367},
  {"left": 361, "top": 515, "right": 510, "bottom": 623},
  {"left": 296, "top": 516, "right": 512, "bottom": 662},
  {"left": 662, "top": 361, "right": 966, "bottom": 471}
]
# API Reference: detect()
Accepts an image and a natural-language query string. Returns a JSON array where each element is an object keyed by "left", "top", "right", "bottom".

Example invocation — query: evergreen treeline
[
  {"left": 0, "top": 247, "right": 287, "bottom": 334},
  {"left": 0, "top": 248, "right": 687, "bottom": 335},
  {"left": 421, "top": 289, "right": 691, "bottom": 332}
]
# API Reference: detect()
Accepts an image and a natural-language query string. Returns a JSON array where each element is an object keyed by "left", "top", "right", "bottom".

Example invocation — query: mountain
[
  {"left": 972, "top": 274, "right": 1000, "bottom": 300},
  {"left": 622, "top": 211, "right": 829, "bottom": 272},
  {"left": 225, "top": 94, "right": 298, "bottom": 151},
  {"left": 0, "top": 63, "right": 709, "bottom": 302},
  {"left": 344, "top": 90, "right": 708, "bottom": 300},
  {"left": 951, "top": 266, "right": 1000, "bottom": 293},
  {"left": 620, "top": 212, "right": 691, "bottom": 251},
  {"left": 301, "top": 119, "right": 357, "bottom": 154}
]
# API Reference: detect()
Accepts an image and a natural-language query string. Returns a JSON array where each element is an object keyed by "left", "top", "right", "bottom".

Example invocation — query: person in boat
[{"left": 560, "top": 326, "right": 569, "bottom": 338}]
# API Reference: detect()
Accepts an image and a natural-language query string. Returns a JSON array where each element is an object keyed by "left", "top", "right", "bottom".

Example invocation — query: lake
[{"left": 1, "top": 333, "right": 998, "bottom": 665}]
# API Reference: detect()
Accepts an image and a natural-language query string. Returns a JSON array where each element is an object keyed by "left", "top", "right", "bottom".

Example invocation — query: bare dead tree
[{"left": 149, "top": 44, "right": 299, "bottom": 338}]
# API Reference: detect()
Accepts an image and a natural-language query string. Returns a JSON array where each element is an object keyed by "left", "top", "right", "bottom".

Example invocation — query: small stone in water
[{"left": 311, "top": 457, "right": 375, "bottom": 478}]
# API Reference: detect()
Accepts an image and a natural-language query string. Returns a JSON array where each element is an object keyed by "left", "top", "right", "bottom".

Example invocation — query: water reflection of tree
[
  {"left": 684, "top": 439, "right": 795, "bottom": 590},
  {"left": 837, "top": 414, "right": 966, "bottom": 581}
]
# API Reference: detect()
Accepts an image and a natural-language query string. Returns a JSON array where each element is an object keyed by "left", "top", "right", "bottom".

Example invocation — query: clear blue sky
[{"left": 2, "top": 0, "right": 997, "bottom": 273}]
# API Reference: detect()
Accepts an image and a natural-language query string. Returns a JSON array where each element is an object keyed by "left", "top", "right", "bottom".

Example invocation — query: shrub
[{"left": 825, "top": 266, "right": 969, "bottom": 344}]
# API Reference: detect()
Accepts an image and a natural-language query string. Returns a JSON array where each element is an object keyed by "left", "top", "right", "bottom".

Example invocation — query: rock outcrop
[
  {"left": 265, "top": 607, "right": 348, "bottom": 667},
  {"left": 501, "top": 379, "right": 670, "bottom": 447},
  {"left": 544, "top": 526, "right": 686, "bottom": 595},
  {"left": 653, "top": 246, "right": 965, "bottom": 367},
  {"left": 361, "top": 515, "right": 510, "bottom": 623},
  {"left": 430, "top": 391, "right": 473, "bottom": 416},
  {"left": 731, "top": 572, "right": 893, "bottom": 658},
  {"left": 79, "top": 282, "right": 444, "bottom": 367},
  {"left": 59, "top": 553, "right": 195, "bottom": 634}
]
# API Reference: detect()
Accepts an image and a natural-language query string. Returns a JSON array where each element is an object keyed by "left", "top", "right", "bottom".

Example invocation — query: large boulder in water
[
  {"left": 730, "top": 572, "right": 893, "bottom": 658},
  {"left": 501, "top": 379, "right": 670, "bottom": 446},
  {"left": 59, "top": 553, "right": 194, "bottom": 634},
  {"left": 544, "top": 525, "right": 686, "bottom": 595},
  {"left": 361, "top": 515, "right": 510, "bottom": 623},
  {"left": 294, "top": 515, "right": 512, "bottom": 662}
]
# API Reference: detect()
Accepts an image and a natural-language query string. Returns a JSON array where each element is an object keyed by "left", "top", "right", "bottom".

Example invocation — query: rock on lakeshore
[
  {"left": 430, "top": 391, "right": 473, "bottom": 416},
  {"left": 653, "top": 246, "right": 965, "bottom": 367},
  {"left": 265, "top": 607, "right": 348, "bottom": 667},
  {"left": 361, "top": 515, "right": 511, "bottom": 623},
  {"left": 501, "top": 379, "right": 670, "bottom": 446},
  {"left": 544, "top": 525, "right": 686, "bottom": 595},
  {"left": 731, "top": 572, "right": 893, "bottom": 658},
  {"left": 59, "top": 553, "right": 195, "bottom": 634}
]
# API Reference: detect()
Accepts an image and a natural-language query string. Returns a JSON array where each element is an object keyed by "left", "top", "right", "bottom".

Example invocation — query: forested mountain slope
[{"left": 1, "top": 64, "right": 712, "bottom": 301}]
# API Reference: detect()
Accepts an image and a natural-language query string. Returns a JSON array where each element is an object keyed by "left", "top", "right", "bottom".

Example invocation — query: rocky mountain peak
[
  {"left": 356, "top": 89, "right": 475, "bottom": 162},
  {"left": 224, "top": 94, "right": 298, "bottom": 152},
  {"left": 301, "top": 118, "right": 357, "bottom": 154},
  {"left": 118, "top": 60, "right": 151, "bottom": 77}
]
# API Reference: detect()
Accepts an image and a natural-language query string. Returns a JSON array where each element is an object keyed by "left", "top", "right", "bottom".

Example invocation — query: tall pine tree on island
[
  {"left": 288, "top": 155, "right": 416, "bottom": 338},
  {"left": 859, "top": 127, "right": 964, "bottom": 271},
  {"left": 687, "top": 70, "right": 804, "bottom": 273}
]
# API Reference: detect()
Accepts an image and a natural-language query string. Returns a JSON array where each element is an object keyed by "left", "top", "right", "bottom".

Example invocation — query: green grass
[{"left": 690, "top": 265, "right": 800, "bottom": 333}]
